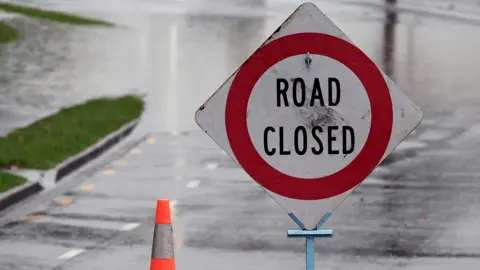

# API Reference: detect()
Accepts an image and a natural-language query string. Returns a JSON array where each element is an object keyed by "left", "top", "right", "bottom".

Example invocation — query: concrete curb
[
  {"left": 0, "top": 181, "right": 42, "bottom": 213},
  {"left": 0, "top": 118, "right": 140, "bottom": 213},
  {"left": 0, "top": 11, "right": 17, "bottom": 21},
  {"left": 54, "top": 119, "right": 139, "bottom": 182}
]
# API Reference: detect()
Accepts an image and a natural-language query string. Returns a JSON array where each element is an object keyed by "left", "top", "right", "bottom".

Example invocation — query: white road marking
[
  {"left": 395, "top": 140, "right": 428, "bottom": 152},
  {"left": 130, "top": 148, "right": 143, "bottom": 154},
  {"left": 362, "top": 176, "right": 480, "bottom": 189},
  {"left": 206, "top": 162, "right": 218, "bottom": 170},
  {"left": 58, "top": 249, "right": 85, "bottom": 260},
  {"left": 421, "top": 119, "right": 438, "bottom": 125},
  {"left": 119, "top": 223, "right": 140, "bottom": 231},
  {"left": 418, "top": 129, "right": 452, "bottom": 141},
  {"left": 372, "top": 166, "right": 390, "bottom": 176},
  {"left": 170, "top": 200, "right": 178, "bottom": 215},
  {"left": 442, "top": 172, "right": 480, "bottom": 177},
  {"left": 417, "top": 149, "right": 462, "bottom": 157},
  {"left": 173, "top": 231, "right": 184, "bottom": 249},
  {"left": 363, "top": 177, "right": 391, "bottom": 185},
  {"left": 103, "top": 169, "right": 115, "bottom": 175},
  {"left": 174, "top": 159, "right": 185, "bottom": 168},
  {"left": 187, "top": 180, "right": 201, "bottom": 188}
]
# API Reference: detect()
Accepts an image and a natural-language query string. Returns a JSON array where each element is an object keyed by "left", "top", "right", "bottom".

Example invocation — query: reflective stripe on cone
[
  {"left": 152, "top": 224, "right": 174, "bottom": 258},
  {"left": 150, "top": 199, "right": 175, "bottom": 270}
]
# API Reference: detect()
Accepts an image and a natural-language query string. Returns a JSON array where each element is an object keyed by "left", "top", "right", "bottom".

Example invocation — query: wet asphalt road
[
  {"left": 2, "top": 120, "right": 480, "bottom": 269},
  {"left": 2, "top": 0, "right": 480, "bottom": 269}
]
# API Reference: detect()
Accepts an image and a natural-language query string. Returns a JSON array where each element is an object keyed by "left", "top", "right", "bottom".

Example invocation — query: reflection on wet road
[{"left": 2, "top": 0, "right": 480, "bottom": 269}]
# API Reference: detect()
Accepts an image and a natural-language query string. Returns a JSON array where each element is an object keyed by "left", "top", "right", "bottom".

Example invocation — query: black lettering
[
  {"left": 277, "top": 78, "right": 289, "bottom": 107},
  {"left": 264, "top": 127, "right": 276, "bottom": 156},
  {"left": 292, "top": 78, "right": 306, "bottom": 107},
  {"left": 342, "top": 126, "right": 355, "bottom": 155},
  {"left": 328, "top": 78, "right": 341, "bottom": 106},
  {"left": 311, "top": 126, "right": 323, "bottom": 155},
  {"left": 294, "top": 126, "right": 307, "bottom": 155},
  {"left": 310, "top": 78, "right": 325, "bottom": 107},
  {"left": 327, "top": 126, "right": 339, "bottom": 154},
  {"left": 279, "top": 127, "right": 291, "bottom": 155}
]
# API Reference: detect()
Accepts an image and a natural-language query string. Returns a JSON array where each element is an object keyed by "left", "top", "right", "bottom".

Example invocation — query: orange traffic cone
[{"left": 150, "top": 199, "right": 175, "bottom": 270}]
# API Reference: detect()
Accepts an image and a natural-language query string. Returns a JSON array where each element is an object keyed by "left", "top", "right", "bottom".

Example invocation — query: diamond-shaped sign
[{"left": 195, "top": 2, "right": 423, "bottom": 229}]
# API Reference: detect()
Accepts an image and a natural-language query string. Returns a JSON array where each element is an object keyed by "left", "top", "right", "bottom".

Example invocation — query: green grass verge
[
  {"left": 0, "top": 95, "right": 144, "bottom": 170},
  {"left": 0, "top": 3, "right": 114, "bottom": 26},
  {"left": 0, "top": 171, "right": 27, "bottom": 193},
  {"left": 0, "top": 22, "right": 18, "bottom": 43}
]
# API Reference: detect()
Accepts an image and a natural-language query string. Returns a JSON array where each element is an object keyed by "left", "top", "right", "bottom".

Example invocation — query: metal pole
[{"left": 306, "top": 236, "right": 315, "bottom": 270}]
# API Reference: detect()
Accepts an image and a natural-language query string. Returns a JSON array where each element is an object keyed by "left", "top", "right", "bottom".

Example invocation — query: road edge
[
  {"left": 0, "top": 118, "right": 141, "bottom": 213},
  {"left": 0, "top": 181, "right": 42, "bottom": 213}
]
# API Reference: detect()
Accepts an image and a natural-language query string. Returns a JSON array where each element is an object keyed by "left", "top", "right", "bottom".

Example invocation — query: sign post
[
  {"left": 287, "top": 212, "right": 333, "bottom": 270},
  {"left": 195, "top": 2, "right": 423, "bottom": 269}
]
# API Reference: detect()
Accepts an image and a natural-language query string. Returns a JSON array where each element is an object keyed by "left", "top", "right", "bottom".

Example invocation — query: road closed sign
[{"left": 195, "top": 2, "right": 423, "bottom": 229}]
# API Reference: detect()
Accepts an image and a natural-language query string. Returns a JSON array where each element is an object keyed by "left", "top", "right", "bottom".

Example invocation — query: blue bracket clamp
[{"left": 287, "top": 213, "right": 333, "bottom": 270}]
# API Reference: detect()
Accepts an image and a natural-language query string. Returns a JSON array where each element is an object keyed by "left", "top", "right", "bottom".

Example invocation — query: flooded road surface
[
  {"left": 2, "top": 0, "right": 480, "bottom": 269},
  {"left": 2, "top": 0, "right": 480, "bottom": 134}
]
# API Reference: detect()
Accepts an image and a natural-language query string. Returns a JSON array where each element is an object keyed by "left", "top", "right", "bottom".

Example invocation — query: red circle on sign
[{"left": 225, "top": 33, "right": 393, "bottom": 200}]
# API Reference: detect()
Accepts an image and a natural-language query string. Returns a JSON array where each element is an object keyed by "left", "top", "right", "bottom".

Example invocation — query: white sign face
[
  {"left": 247, "top": 55, "right": 370, "bottom": 179},
  {"left": 195, "top": 2, "right": 423, "bottom": 229}
]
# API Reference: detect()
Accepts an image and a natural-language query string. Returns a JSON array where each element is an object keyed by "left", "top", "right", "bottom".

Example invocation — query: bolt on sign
[{"left": 195, "top": 2, "right": 423, "bottom": 230}]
